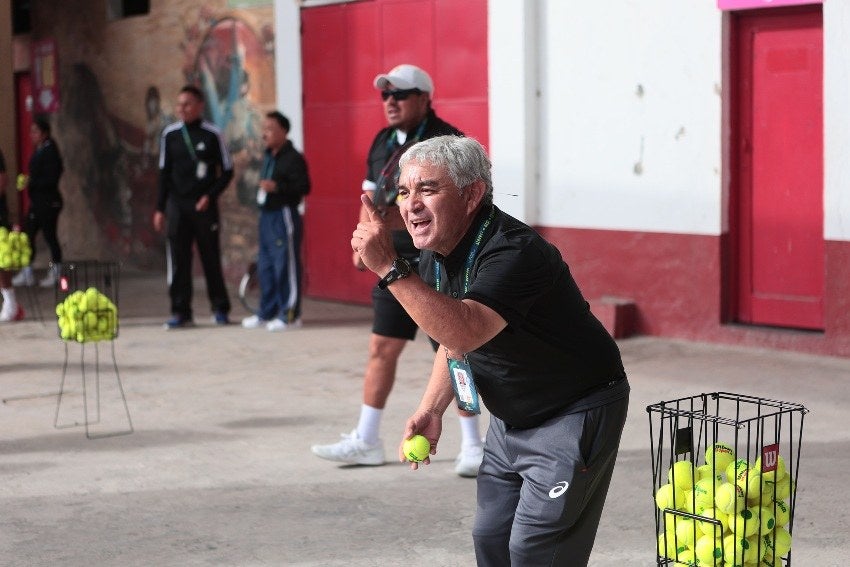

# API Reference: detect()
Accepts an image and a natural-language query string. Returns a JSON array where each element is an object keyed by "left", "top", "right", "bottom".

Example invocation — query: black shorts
[{"left": 371, "top": 283, "right": 418, "bottom": 340}]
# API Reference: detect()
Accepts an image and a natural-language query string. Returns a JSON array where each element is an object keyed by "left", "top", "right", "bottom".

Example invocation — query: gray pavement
[{"left": 0, "top": 269, "right": 847, "bottom": 566}]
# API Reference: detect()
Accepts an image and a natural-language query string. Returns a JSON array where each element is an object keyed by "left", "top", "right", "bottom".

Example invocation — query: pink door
[
  {"left": 300, "top": 0, "right": 488, "bottom": 303},
  {"left": 733, "top": 7, "right": 823, "bottom": 330}
]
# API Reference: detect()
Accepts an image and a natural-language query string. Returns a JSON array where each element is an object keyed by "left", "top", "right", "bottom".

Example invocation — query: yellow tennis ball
[
  {"left": 770, "top": 499, "right": 791, "bottom": 527},
  {"left": 723, "top": 534, "right": 761, "bottom": 565},
  {"left": 402, "top": 435, "right": 430, "bottom": 462},
  {"left": 725, "top": 458, "right": 750, "bottom": 483},
  {"left": 759, "top": 506, "right": 776, "bottom": 535},
  {"left": 656, "top": 483, "right": 685, "bottom": 511},
  {"left": 706, "top": 442, "right": 735, "bottom": 472},
  {"left": 762, "top": 526, "right": 792, "bottom": 561},
  {"left": 771, "top": 475, "right": 793, "bottom": 501},
  {"left": 694, "top": 534, "right": 723, "bottom": 565},
  {"left": 695, "top": 463, "right": 723, "bottom": 484},
  {"left": 675, "top": 517, "right": 699, "bottom": 549},
  {"left": 730, "top": 506, "right": 760, "bottom": 538},
  {"left": 735, "top": 468, "right": 764, "bottom": 502},
  {"left": 673, "top": 547, "right": 698, "bottom": 567},
  {"left": 715, "top": 482, "right": 746, "bottom": 515},
  {"left": 657, "top": 532, "right": 686, "bottom": 560},
  {"left": 695, "top": 507, "right": 728, "bottom": 538},
  {"left": 668, "top": 460, "right": 695, "bottom": 491},
  {"left": 691, "top": 477, "right": 716, "bottom": 510},
  {"left": 755, "top": 455, "right": 787, "bottom": 483}
]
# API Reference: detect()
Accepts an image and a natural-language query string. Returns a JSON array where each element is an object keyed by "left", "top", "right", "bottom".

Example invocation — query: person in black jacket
[
  {"left": 311, "top": 65, "right": 484, "bottom": 477},
  {"left": 240, "top": 111, "right": 310, "bottom": 331},
  {"left": 12, "top": 118, "right": 64, "bottom": 288},
  {"left": 153, "top": 85, "right": 234, "bottom": 329}
]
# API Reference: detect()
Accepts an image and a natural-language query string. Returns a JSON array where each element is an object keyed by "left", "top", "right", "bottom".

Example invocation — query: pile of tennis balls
[
  {"left": 0, "top": 227, "right": 32, "bottom": 271},
  {"left": 55, "top": 287, "right": 118, "bottom": 343},
  {"left": 655, "top": 442, "right": 794, "bottom": 567}
]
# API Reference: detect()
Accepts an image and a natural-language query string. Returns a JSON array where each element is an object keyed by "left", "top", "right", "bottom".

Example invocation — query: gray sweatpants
[{"left": 472, "top": 387, "right": 629, "bottom": 567}]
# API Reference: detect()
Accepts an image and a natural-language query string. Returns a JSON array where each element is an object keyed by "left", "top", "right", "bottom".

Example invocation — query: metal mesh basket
[
  {"left": 647, "top": 392, "right": 807, "bottom": 566},
  {"left": 53, "top": 260, "right": 120, "bottom": 343}
]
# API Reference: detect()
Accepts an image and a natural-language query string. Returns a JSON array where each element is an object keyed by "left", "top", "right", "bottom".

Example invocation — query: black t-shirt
[
  {"left": 420, "top": 206, "right": 626, "bottom": 428},
  {"left": 364, "top": 109, "right": 463, "bottom": 259}
]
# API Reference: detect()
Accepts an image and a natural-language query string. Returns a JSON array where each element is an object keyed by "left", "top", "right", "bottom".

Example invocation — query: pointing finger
[{"left": 361, "top": 193, "right": 382, "bottom": 221}]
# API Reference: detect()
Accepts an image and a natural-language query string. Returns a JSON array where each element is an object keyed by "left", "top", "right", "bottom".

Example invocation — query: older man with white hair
[{"left": 352, "top": 135, "right": 630, "bottom": 566}]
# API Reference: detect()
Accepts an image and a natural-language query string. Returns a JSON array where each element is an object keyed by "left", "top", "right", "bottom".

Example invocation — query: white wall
[
  {"left": 823, "top": 0, "right": 850, "bottom": 241},
  {"left": 491, "top": 1, "right": 724, "bottom": 235},
  {"left": 274, "top": 0, "right": 304, "bottom": 150}
]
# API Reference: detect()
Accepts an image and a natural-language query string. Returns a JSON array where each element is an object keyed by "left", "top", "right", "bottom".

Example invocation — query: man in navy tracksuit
[
  {"left": 240, "top": 111, "right": 310, "bottom": 331},
  {"left": 154, "top": 85, "right": 234, "bottom": 329}
]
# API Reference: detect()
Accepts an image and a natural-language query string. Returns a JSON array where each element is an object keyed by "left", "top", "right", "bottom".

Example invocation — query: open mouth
[{"left": 409, "top": 218, "right": 431, "bottom": 233}]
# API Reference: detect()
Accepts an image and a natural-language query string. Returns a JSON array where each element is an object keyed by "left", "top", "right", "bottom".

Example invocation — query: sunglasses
[{"left": 380, "top": 88, "right": 424, "bottom": 101}]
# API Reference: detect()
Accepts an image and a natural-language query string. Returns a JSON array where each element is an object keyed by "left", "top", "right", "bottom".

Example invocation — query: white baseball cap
[{"left": 373, "top": 64, "right": 434, "bottom": 95}]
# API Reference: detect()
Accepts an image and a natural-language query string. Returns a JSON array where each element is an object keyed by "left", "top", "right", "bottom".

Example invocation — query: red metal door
[
  {"left": 14, "top": 72, "right": 34, "bottom": 221},
  {"left": 733, "top": 8, "right": 823, "bottom": 330},
  {"left": 300, "top": 0, "right": 488, "bottom": 303}
]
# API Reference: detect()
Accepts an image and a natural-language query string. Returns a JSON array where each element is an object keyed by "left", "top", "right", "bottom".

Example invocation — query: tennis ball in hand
[{"left": 402, "top": 435, "right": 430, "bottom": 462}]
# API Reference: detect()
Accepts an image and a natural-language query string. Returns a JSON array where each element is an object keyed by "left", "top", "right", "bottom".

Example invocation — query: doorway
[{"left": 731, "top": 7, "right": 823, "bottom": 330}]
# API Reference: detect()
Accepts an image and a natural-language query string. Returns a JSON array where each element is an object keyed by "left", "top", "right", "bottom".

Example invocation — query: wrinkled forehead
[{"left": 399, "top": 160, "right": 448, "bottom": 187}]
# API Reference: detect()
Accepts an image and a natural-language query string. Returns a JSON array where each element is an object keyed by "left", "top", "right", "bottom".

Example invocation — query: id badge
[
  {"left": 447, "top": 355, "right": 481, "bottom": 414},
  {"left": 196, "top": 161, "right": 208, "bottom": 179}
]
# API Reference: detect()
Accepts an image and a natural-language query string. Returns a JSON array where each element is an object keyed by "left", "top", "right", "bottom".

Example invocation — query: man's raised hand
[{"left": 351, "top": 193, "right": 396, "bottom": 275}]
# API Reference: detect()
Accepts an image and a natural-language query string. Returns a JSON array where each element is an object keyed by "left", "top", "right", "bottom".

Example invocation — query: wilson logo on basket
[
  {"left": 761, "top": 443, "right": 779, "bottom": 472},
  {"left": 548, "top": 481, "right": 569, "bottom": 499}
]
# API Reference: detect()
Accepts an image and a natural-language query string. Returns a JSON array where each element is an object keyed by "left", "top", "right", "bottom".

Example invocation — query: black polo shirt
[{"left": 420, "top": 205, "right": 627, "bottom": 429}]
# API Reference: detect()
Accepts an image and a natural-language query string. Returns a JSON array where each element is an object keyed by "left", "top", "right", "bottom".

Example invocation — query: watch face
[{"left": 393, "top": 258, "right": 411, "bottom": 277}]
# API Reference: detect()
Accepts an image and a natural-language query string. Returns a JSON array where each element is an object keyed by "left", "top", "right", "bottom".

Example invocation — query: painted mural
[
  {"left": 54, "top": 3, "right": 275, "bottom": 267},
  {"left": 180, "top": 6, "right": 276, "bottom": 206}
]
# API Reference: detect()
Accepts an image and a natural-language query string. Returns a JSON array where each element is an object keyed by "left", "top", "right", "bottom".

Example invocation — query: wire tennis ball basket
[
  {"left": 53, "top": 260, "right": 133, "bottom": 439},
  {"left": 647, "top": 392, "right": 807, "bottom": 566}
]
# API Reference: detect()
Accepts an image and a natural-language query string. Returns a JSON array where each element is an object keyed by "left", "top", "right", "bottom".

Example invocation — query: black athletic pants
[
  {"left": 25, "top": 204, "right": 63, "bottom": 265},
  {"left": 165, "top": 200, "right": 230, "bottom": 319}
]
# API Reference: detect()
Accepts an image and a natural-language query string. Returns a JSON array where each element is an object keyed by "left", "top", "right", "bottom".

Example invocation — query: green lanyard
[
  {"left": 434, "top": 207, "right": 495, "bottom": 294},
  {"left": 180, "top": 125, "right": 198, "bottom": 162}
]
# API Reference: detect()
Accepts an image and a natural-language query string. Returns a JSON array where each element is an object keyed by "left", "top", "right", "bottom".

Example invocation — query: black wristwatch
[{"left": 378, "top": 257, "right": 412, "bottom": 289}]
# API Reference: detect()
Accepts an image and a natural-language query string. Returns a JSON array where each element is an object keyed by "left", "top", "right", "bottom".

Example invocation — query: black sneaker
[{"left": 164, "top": 315, "right": 194, "bottom": 330}]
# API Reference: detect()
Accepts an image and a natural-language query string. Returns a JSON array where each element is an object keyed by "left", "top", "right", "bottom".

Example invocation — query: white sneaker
[
  {"left": 241, "top": 315, "right": 267, "bottom": 329},
  {"left": 266, "top": 318, "right": 302, "bottom": 332},
  {"left": 0, "top": 302, "right": 24, "bottom": 322},
  {"left": 11, "top": 267, "right": 35, "bottom": 287},
  {"left": 455, "top": 444, "right": 484, "bottom": 478},
  {"left": 311, "top": 429, "right": 385, "bottom": 465},
  {"left": 39, "top": 268, "right": 57, "bottom": 288}
]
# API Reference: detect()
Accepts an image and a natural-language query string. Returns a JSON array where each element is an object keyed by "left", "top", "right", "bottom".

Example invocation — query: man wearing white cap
[{"left": 311, "top": 64, "right": 485, "bottom": 476}]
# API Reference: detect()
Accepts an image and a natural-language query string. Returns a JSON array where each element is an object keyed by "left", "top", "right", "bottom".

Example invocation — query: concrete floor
[{"left": 0, "top": 270, "right": 847, "bottom": 566}]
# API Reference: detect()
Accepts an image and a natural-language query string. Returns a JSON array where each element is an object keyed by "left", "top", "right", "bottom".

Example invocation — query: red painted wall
[
  {"left": 538, "top": 226, "right": 850, "bottom": 357},
  {"left": 301, "top": 0, "right": 489, "bottom": 304}
]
